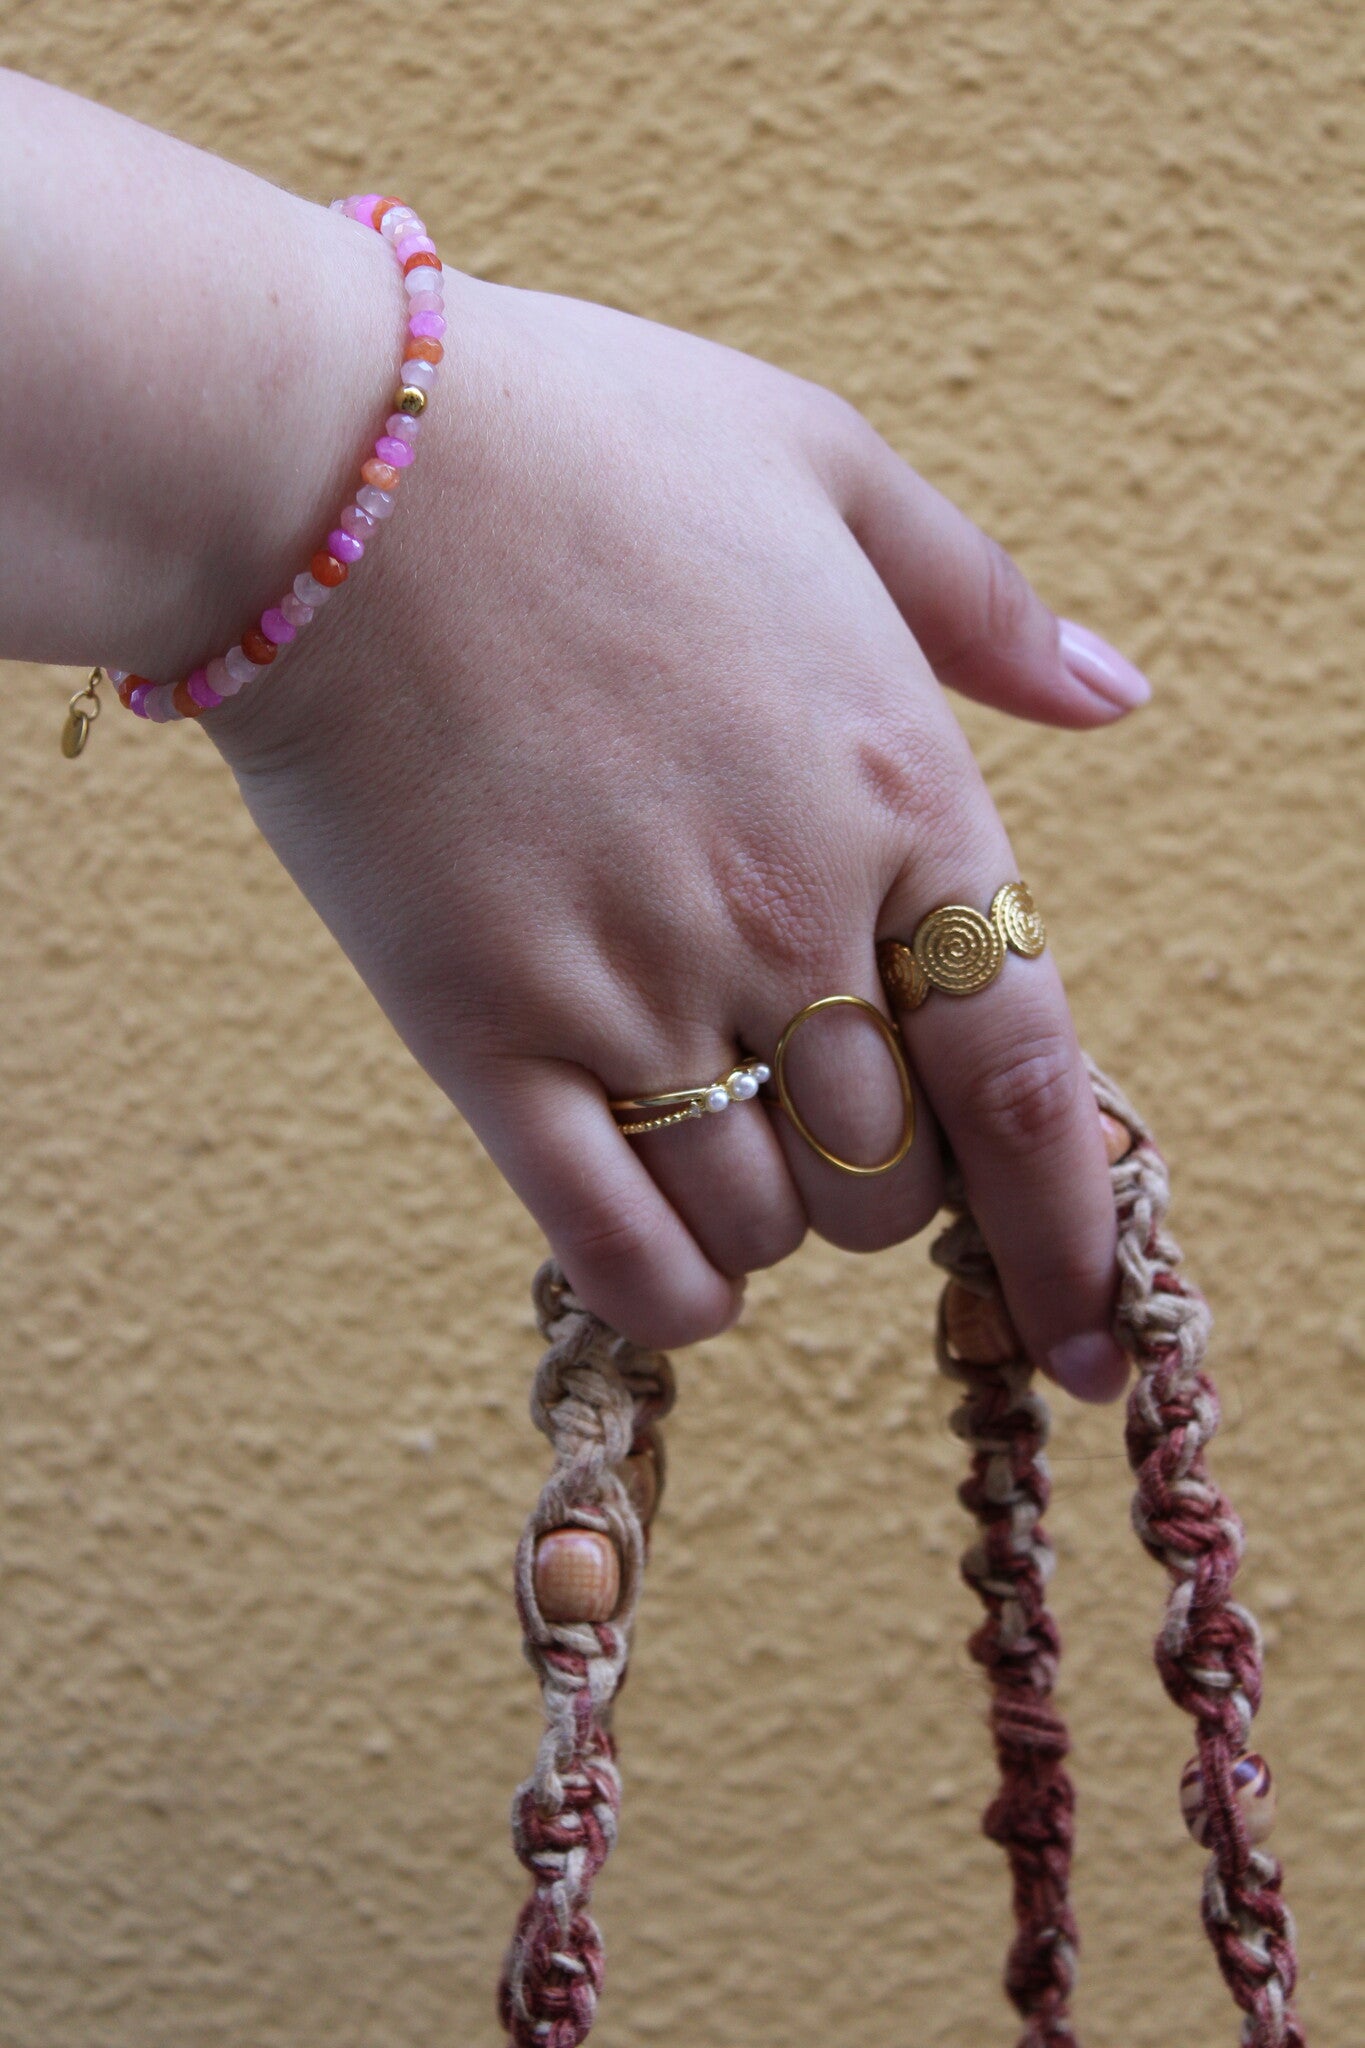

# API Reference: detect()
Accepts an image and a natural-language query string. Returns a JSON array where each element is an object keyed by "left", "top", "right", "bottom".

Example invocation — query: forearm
[{"left": 0, "top": 67, "right": 399, "bottom": 681}]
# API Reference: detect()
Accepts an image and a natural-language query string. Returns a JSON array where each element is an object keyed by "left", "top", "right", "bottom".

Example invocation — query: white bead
[
  {"left": 404, "top": 264, "right": 442, "bottom": 295},
  {"left": 356, "top": 485, "right": 395, "bottom": 520},
  {"left": 753, "top": 1064, "right": 771, "bottom": 1084},
  {"left": 294, "top": 571, "right": 332, "bottom": 606},
  {"left": 280, "top": 592, "right": 315, "bottom": 629},
  {"left": 382, "top": 209, "right": 420, "bottom": 238},
  {"left": 224, "top": 645, "right": 256, "bottom": 686},
  {"left": 399, "top": 358, "right": 436, "bottom": 392},
  {"left": 705, "top": 1087, "right": 731, "bottom": 1114},
  {"left": 106, "top": 668, "right": 128, "bottom": 683},
  {"left": 206, "top": 655, "right": 239, "bottom": 697},
  {"left": 729, "top": 1071, "right": 759, "bottom": 1101}
]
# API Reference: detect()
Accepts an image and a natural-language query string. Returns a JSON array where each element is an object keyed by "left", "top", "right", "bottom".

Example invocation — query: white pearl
[
  {"left": 729, "top": 1072, "right": 759, "bottom": 1100},
  {"left": 705, "top": 1087, "right": 731, "bottom": 1113},
  {"left": 753, "top": 1064, "right": 771, "bottom": 1084}
]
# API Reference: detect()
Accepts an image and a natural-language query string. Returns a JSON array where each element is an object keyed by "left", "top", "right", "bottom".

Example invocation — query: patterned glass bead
[{"left": 1180, "top": 1753, "right": 1276, "bottom": 1847}]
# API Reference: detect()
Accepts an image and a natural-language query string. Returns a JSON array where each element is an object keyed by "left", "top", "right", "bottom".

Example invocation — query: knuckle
[
  {"left": 978, "top": 534, "right": 1041, "bottom": 655},
  {"left": 556, "top": 1186, "right": 670, "bottom": 1280},
  {"left": 972, "top": 1029, "right": 1081, "bottom": 1157},
  {"left": 717, "top": 1205, "right": 807, "bottom": 1278},
  {"left": 712, "top": 839, "right": 840, "bottom": 978}
]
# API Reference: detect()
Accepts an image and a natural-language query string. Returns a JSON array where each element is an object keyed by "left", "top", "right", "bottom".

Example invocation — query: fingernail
[
  {"left": 1046, "top": 1329, "right": 1130, "bottom": 1403},
  {"left": 1058, "top": 619, "right": 1151, "bottom": 712}
]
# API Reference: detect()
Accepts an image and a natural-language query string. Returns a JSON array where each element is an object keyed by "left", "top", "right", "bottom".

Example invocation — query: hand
[{"left": 209, "top": 268, "right": 1149, "bottom": 1398}]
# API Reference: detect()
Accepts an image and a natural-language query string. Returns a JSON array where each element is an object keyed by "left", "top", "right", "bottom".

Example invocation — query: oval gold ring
[{"left": 772, "top": 994, "right": 915, "bottom": 1176}]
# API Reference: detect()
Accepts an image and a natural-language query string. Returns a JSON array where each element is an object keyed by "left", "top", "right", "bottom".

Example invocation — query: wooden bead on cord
[
  {"left": 621, "top": 1446, "right": 660, "bottom": 1528},
  {"left": 942, "top": 1280, "right": 1019, "bottom": 1365},
  {"left": 1180, "top": 1753, "right": 1276, "bottom": 1847},
  {"left": 533, "top": 1527, "right": 621, "bottom": 1624},
  {"left": 1099, "top": 1108, "right": 1133, "bottom": 1164}
]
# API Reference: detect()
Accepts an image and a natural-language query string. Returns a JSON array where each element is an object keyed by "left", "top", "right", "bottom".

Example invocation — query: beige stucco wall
[{"left": 1, "top": 3, "right": 1361, "bottom": 2043}]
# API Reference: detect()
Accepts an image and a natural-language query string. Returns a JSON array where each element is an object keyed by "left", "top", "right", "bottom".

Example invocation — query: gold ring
[
  {"left": 878, "top": 880, "right": 1046, "bottom": 1014},
  {"left": 772, "top": 995, "right": 915, "bottom": 1176},
  {"left": 610, "top": 1057, "right": 771, "bottom": 1137}
]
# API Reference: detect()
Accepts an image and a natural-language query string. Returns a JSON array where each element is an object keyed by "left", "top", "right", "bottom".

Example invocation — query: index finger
[{"left": 880, "top": 854, "right": 1127, "bottom": 1403}]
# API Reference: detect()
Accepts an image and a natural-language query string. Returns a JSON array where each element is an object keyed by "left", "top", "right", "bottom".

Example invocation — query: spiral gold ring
[{"left": 878, "top": 881, "right": 1046, "bottom": 1014}]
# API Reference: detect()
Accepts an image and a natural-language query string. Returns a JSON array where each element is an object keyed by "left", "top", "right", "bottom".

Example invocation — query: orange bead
[
  {"left": 372, "top": 195, "right": 404, "bottom": 230},
  {"left": 402, "top": 250, "right": 441, "bottom": 275},
  {"left": 1099, "top": 1111, "right": 1133, "bottom": 1165},
  {"left": 943, "top": 1280, "right": 1020, "bottom": 1365},
  {"left": 405, "top": 336, "right": 444, "bottom": 365},
  {"left": 361, "top": 459, "right": 401, "bottom": 492},
  {"left": 240, "top": 628, "right": 276, "bottom": 666},
  {"left": 534, "top": 1528, "right": 621, "bottom": 1625},
  {"left": 309, "top": 551, "right": 348, "bottom": 588},
  {"left": 171, "top": 679, "right": 204, "bottom": 719},
  {"left": 120, "top": 674, "right": 152, "bottom": 706}
]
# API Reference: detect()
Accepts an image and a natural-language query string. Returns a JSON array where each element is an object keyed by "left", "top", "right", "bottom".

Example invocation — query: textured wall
[{"left": 1, "top": 3, "right": 1361, "bottom": 2043}]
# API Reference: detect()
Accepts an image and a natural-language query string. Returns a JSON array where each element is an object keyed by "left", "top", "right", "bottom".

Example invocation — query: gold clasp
[{"left": 61, "top": 669, "right": 104, "bottom": 758}]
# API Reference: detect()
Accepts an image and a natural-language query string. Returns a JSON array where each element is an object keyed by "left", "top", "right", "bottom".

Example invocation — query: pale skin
[{"left": 1, "top": 69, "right": 1155, "bottom": 1398}]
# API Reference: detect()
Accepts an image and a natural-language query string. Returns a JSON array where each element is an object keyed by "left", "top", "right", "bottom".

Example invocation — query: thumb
[{"left": 838, "top": 428, "right": 1151, "bottom": 728}]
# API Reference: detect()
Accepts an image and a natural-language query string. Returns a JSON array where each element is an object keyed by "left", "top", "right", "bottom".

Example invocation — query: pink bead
[
  {"left": 384, "top": 414, "right": 421, "bottom": 445},
  {"left": 395, "top": 233, "right": 436, "bottom": 264},
  {"left": 408, "top": 311, "right": 447, "bottom": 340},
  {"left": 128, "top": 684, "right": 152, "bottom": 717},
  {"left": 328, "top": 527, "right": 365, "bottom": 564},
  {"left": 146, "top": 685, "right": 177, "bottom": 722},
  {"left": 224, "top": 645, "right": 256, "bottom": 686},
  {"left": 374, "top": 435, "right": 414, "bottom": 468},
  {"left": 294, "top": 571, "right": 333, "bottom": 607},
  {"left": 207, "top": 655, "right": 239, "bottom": 698},
  {"left": 400, "top": 358, "right": 436, "bottom": 391},
  {"left": 280, "top": 591, "right": 315, "bottom": 628},
  {"left": 346, "top": 193, "right": 382, "bottom": 223},
  {"left": 339, "top": 503, "right": 377, "bottom": 539},
  {"left": 356, "top": 485, "right": 395, "bottom": 520},
  {"left": 260, "top": 606, "right": 296, "bottom": 646},
  {"left": 381, "top": 207, "right": 420, "bottom": 238},
  {"left": 187, "top": 668, "right": 222, "bottom": 709},
  {"left": 407, "top": 290, "right": 444, "bottom": 316}
]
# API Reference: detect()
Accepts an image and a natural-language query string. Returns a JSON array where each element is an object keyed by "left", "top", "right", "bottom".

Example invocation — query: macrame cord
[{"left": 499, "top": 1059, "right": 1303, "bottom": 2045}]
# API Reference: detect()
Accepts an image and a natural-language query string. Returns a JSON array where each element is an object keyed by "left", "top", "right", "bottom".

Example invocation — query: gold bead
[
  {"left": 396, "top": 384, "right": 427, "bottom": 416},
  {"left": 878, "top": 938, "right": 929, "bottom": 1013},
  {"left": 1099, "top": 1110, "right": 1133, "bottom": 1166},
  {"left": 943, "top": 1280, "right": 1020, "bottom": 1364},
  {"left": 1180, "top": 1753, "right": 1276, "bottom": 1848},
  {"left": 533, "top": 1528, "right": 621, "bottom": 1624}
]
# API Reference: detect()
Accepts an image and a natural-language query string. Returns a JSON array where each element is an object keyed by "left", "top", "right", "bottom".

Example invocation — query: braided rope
[
  {"left": 1094, "top": 1062, "right": 1304, "bottom": 2048},
  {"left": 931, "top": 1215, "right": 1078, "bottom": 2045},
  {"left": 498, "top": 1262, "right": 675, "bottom": 2048},
  {"left": 501, "top": 1063, "right": 1302, "bottom": 2046}
]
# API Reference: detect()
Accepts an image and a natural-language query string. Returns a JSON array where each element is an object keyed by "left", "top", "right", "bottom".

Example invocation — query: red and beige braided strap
[{"left": 499, "top": 1059, "right": 1303, "bottom": 2047}]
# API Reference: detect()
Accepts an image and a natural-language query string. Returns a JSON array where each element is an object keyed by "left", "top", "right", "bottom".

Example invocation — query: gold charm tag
[{"left": 61, "top": 670, "right": 104, "bottom": 758}]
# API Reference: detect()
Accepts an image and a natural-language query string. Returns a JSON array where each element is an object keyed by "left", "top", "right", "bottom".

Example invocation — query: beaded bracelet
[
  {"left": 503, "top": 1059, "right": 1303, "bottom": 2048},
  {"left": 85, "top": 194, "right": 444, "bottom": 734}
]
